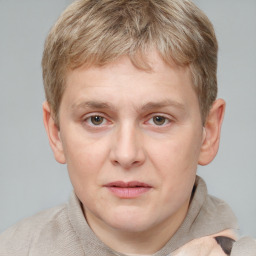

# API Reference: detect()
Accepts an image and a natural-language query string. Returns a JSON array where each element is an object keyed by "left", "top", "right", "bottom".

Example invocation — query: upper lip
[{"left": 104, "top": 181, "right": 152, "bottom": 188}]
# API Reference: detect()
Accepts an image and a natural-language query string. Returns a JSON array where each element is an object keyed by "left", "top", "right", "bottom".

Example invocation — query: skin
[{"left": 43, "top": 51, "right": 225, "bottom": 254}]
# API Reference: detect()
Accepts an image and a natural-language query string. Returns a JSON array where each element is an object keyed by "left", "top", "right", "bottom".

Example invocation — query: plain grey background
[{"left": 0, "top": 0, "right": 255, "bottom": 237}]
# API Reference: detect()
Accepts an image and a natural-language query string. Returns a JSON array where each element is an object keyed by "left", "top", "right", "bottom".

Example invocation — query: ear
[
  {"left": 43, "top": 101, "right": 66, "bottom": 164},
  {"left": 198, "top": 99, "right": 225, "bottom": 166}
]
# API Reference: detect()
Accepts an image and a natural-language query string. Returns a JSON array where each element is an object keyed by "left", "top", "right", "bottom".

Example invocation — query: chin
[
  {"left": 111, "top": 220, "right": 152, "bottom": 233},
  {"left": 104, "top": 208, "right": 154, "bottom": 233}
]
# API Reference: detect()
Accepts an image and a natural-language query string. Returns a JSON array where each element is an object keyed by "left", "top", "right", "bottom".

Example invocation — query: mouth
[{"left": 104, "top": 181, "right": 152, "bottom": 198}]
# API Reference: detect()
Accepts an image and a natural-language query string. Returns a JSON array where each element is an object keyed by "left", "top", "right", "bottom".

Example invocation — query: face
[{"left": 54, "top": 52, "right": 205, "bottom": 236}]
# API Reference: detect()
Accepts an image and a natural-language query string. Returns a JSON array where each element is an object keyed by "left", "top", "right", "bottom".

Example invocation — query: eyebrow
[
  {"left": 71, "top": 101, "right": 116, "bottom": 111},
  {"left": 141, "top": 99, "right": 186, "bottom": 112},
  {"left": 71, "top": 99, "right": 186, "bottom": 113}
]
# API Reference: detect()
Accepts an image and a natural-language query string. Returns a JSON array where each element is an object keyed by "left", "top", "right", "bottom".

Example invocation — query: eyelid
[
  {"left": 144, "top": 113, "right": 173, "bottom": 126},
  {"left": 82, "top": 112, "right": 112, "bottom": 127},
  {"left": 83, "top": 111, "right": 109, "bottom": 120}
]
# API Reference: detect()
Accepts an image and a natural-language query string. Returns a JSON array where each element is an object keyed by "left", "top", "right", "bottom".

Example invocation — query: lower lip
[{"left": 107, "top": 187, "right": 151, "bottom": 198}]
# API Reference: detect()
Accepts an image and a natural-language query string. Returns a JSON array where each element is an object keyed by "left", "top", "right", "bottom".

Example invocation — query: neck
[{"left": 84, "top": 199, "right": 190, "bottom": 255}]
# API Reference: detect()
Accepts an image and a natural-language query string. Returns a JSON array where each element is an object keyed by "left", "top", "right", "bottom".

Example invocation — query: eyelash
[
  {"left": 83, "top": 114, "right": 110, "bottom": 127},
  {"left": 82, "top": 113, "right": 172, "bottom": 128},
  {"left": 146, "top": 115, "right": 171, "bottom": 126}
]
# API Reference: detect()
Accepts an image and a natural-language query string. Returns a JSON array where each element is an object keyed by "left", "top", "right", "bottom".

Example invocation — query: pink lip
[{"left": 104, "top": 181, "right": 152, "bottom": 199}]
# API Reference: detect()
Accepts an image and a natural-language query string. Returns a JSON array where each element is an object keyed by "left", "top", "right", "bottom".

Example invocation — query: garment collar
[{"left": 67, "top": 176, "right": 238, "bottom": 255}]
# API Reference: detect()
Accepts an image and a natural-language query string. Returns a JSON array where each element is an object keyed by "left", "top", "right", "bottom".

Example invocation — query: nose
[{"left": 110, "top": 122, "right": 146, "bottom": 169}]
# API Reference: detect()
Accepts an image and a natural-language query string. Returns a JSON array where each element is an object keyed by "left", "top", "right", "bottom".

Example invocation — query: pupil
[
  {"left": 153, "top": 116, "right": 165, "bottom": 125},
  {"left": 92, "top": 116, "right": 103, "bottom": 125}
]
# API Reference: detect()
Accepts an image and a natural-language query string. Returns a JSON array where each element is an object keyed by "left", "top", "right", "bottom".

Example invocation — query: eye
[
  {"left": 87, "top": 115, "right": 106, "bottom": 126},
  {"left": 148, "top": 115, "right": 170, "bottom": 126}
]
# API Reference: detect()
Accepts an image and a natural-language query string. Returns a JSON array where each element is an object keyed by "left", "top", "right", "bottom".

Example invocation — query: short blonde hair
[{"left": 42, "top": 0, "right": 218, "bottom": 125}]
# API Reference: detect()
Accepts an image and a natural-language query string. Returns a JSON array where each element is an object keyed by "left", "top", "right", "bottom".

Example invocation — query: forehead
[
  {"left": 62, "top": 52, "right": 198, "bottom": 113},
  {"left": 66, "top": 51, "right": 193, "bottom": 89}
]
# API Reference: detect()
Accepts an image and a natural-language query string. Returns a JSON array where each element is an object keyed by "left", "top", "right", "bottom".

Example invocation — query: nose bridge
[{"left": 111, "top": 120, "right": 144, "bottom": 168}]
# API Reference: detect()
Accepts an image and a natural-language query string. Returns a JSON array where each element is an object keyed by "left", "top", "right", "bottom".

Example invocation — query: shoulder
[
  {"left": 231, "top": 236, "right": 256, "bottom": 256},
  {"left": 0, "top": 203, "right": 67, "bottom": 236},
  {"left": 0, "top": 203, "right": 82, "bottom": 256},
  {"left": 189, "top": 177, "right": 238, "bottom": 235},
  {"left": 204, "top": 194, "right": 238, "bottom": 225}
]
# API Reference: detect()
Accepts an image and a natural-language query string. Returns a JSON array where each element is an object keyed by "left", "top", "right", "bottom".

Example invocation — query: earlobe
[
  {"left": 198, "top": 99, "right": 226, "bottom": 166},
  {"left": 43, "top": 101, "right": 66, "bottom": 164}
]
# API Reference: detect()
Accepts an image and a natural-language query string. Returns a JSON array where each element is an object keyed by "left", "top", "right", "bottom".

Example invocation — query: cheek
[
  {"left": 147, "top": 129, "right": 202, "bottom": 182},
  {"left": 173, "top": 129, "right": 203, "bottom": 167},
  {"left": 61, "top": 133, "right": 110, "bottom": 190},
  {"left": 63, "top": 138, "right": 108, "bottom": 200},
  {"left": 63, "top": 131, "right": 108, "bottom": 165}
]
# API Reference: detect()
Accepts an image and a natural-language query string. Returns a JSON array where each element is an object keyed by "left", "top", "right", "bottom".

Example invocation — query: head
[
  {"left": 42, "top": 0, "right": 218, "bottom": 126},
  {"left": 42, "top": 0, "right": 224, "bottom": 253}
]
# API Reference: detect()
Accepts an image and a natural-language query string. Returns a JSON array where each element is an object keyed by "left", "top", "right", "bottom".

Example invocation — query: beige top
[{"left": 0, "top": 177, "right": 255, "bottom": 255}]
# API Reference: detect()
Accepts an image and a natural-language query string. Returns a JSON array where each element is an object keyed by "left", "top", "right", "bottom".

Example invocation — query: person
[{"left": 0, "top": 0, "right": 255, "bottom": 255}]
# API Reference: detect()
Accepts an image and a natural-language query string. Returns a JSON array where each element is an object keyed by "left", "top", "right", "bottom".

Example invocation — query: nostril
[
  {"left": 109, "top": 136, "right": 146, "bottom": 168},
  {"left": 111, "top": 158, "right": 141, "bottom": 169},
  {"left": 132, "top": 160, "right": 141, "bottom": 166},
  {"left": 112, "top": 160, "right": 119, "bottom": 166}
]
